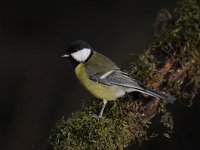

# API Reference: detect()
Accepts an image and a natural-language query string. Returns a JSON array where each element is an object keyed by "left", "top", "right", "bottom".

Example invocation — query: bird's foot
[{"left": 91, "top": 114, "right": 102, "bottom": 119}]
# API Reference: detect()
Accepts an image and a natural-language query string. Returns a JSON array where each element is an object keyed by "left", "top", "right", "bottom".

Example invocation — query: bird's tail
[{"left": 135, "top": 86, "right": 175, "bottom": 103}]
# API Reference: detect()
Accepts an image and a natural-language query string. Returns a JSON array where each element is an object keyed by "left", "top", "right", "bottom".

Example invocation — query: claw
[
  {"left": 91, "top": 114, "right": 102, "bottom": 119},
  {"left": 91, "top": 100, "right": 107, "bottom": 119}
]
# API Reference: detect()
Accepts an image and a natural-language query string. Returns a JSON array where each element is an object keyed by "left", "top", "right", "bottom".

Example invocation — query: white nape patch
[
  {"left": 100, "top": 70, "right": 114, "bottom": 79},
  {"left": 71, "top": 48, "right": 91, "bottom": 62}
]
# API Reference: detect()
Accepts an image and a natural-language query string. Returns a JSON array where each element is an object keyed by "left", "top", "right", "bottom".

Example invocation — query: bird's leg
[{"left": 92, "top": 100, "right": 107, "bottom": 119}]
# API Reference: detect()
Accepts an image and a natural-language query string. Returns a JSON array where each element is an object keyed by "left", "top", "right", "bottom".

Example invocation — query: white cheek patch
[{"left": 71, "top": 48, "right": 91, "bottom": 62}]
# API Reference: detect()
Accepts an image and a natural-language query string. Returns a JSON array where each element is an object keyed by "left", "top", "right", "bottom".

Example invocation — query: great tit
[{"left": 63, "top": 40, "right": 175, "bottom": 119}]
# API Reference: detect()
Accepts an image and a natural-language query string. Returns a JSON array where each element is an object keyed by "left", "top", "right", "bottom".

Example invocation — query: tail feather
[{"left": 135, "top": 87, "right": 175, "bottom": 103}]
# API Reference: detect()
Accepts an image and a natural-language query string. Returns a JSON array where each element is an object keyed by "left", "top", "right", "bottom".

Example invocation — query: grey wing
[
  {"left": 88, "top": 69, "right": 143, "bottom": 90},
  {"left": 87, "top": 68, "right": 175, "bottom": 103}
]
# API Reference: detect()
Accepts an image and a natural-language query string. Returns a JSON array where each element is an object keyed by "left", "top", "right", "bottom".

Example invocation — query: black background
[{"left": 0, "top": 0, "right": 199, "bottom": 150}]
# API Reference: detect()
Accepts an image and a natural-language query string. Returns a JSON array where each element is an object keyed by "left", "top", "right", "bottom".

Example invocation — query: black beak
[{"left": 62, "top": 54, "right": 69, "bottom": 57}]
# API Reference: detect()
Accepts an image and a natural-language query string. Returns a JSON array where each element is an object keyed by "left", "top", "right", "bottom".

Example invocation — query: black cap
[{"left": 66, "top": 40, "right": 92, "bottom": 54}]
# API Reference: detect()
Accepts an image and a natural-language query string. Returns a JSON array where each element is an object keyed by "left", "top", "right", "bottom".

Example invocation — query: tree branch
[{"left": 46, "top": 0, "right": 200, "bottom": 149}]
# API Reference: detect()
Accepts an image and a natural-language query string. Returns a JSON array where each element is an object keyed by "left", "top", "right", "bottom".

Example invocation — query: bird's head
[{"left": 63, "top": 40, "right": 93, "bottom": 67}]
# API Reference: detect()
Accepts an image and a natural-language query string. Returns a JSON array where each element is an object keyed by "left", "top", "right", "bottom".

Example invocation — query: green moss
[
  {"left": 129, "top": 51, "right": 157, "bottom": 84},
  {"left": 161, "top": 112, "right": 173, "bottom": 130},
  {"left": 158, "top": 102, "right": 173, "bottom": 131},
  {"left": 47, "top": 100, "right": 150, "bottom": 150},
  {"left": 130, "top": 0, "right": 200, "bottom": 105},
  {"left": 47, "top": 0, "right": 200, "bottom": 149},
  {"left": 167, "top": 0, "right": 200, "bottom": 105}
]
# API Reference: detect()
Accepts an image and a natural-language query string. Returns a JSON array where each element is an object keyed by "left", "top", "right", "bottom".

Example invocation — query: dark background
[{"left": 0, "top": 0, "right": 199, "bottom": 150}]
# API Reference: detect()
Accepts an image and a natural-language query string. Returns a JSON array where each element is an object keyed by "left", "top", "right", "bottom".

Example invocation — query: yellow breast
[{"left": 75, "top": 63, "right": 125, "bottom": 100}]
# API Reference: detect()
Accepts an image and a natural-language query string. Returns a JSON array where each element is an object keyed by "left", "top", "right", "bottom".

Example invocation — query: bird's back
[{"left": 84, "top": 51, "right": 119, "bottom": 74}]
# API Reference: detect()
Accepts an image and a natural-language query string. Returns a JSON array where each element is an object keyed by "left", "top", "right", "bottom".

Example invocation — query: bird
[{"left": 62, "top": 40, "right": 175, "bottom": 119}]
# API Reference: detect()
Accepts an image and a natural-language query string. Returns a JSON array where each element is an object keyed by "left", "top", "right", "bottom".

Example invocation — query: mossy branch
[{"left": 47, "top": 0, "right": 200, "bottom": 149}]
